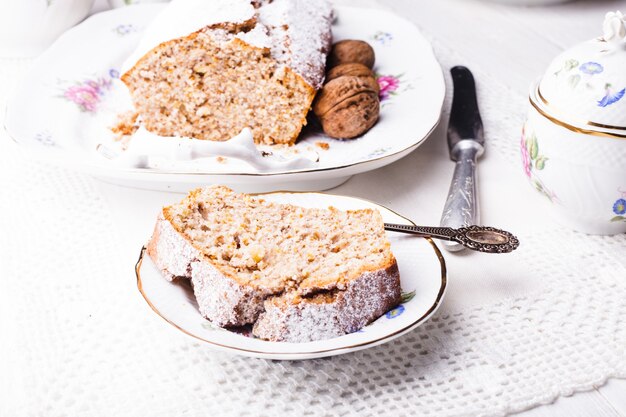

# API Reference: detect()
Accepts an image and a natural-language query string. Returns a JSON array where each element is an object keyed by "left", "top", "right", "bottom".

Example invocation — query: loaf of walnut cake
[{"left": 121, "top": 0, "right": 333, "bottom": 145}]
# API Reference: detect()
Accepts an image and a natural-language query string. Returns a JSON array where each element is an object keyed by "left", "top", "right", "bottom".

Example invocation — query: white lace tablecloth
[{"left": 1, "top": 1, "right": 625, "bottom": 416}]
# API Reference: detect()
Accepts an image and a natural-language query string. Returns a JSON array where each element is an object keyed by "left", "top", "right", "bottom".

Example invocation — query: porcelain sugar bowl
[{"left": 522, "top": 11, "right": 626, "bottom": 235}]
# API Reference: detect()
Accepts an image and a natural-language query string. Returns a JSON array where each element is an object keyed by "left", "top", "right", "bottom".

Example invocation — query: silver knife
[{"left": 440, "top": 66, "right": 485, "bottom": 252}]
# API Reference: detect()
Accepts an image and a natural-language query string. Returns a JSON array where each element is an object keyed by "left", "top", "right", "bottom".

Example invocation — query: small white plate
[
  {"left": 136, "top": 192, "right": 447, "bottom": 360},
  {"left": 4, "top": 5, "right": 444, "bottom": 192}
]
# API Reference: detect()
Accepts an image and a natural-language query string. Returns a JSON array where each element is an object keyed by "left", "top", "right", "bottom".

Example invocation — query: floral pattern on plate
[
  {"left": 60, "top": 69, "right": 119, "bottom": 113},
  {"left": 376, "top": 73, "right": 413, "bottom": 104},
  {"left": 34, "top": 130, "right": 56, "bottom": 147},
  {"left": 366, "top": 147, "right": 392, "bottom": 159},
  {"left": 112, "top": 24, "right": 139, "bottom": 36},
  {"left": 385, "top": 290, "right": 416, "bottom": 320},
  {"left": 371, "top": 31, "right": 393, "bottom": 45}
]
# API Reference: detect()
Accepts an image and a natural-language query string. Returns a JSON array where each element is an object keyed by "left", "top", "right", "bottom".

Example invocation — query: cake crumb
[
  {"left": 315, "top": 141, "right": 330, "bottom": 150},
  {"left": 216, "top": 156, "right": 228, "bottom": 163},
  {"left": 110, "top": 111, "right": 139, "bottom": 141}
]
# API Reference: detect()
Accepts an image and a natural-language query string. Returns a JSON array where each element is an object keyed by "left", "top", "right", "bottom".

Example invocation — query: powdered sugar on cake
[
  {"left": 121, "top": 0, "right": 256, "bottom": 74},
  {"left": 255, "top": 0, "right": 333, "bottom": 89},
  {"left": 121, "top": 0, "right": 333, "bottom": 89},
  {"left": 253, "top": 264, "right": 401, "bottom": 342}
]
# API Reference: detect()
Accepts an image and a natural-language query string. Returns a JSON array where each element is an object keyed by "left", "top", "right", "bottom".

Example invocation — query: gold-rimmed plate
[{"left": 135, "top": 192, "right": 447, "bottom": 360}]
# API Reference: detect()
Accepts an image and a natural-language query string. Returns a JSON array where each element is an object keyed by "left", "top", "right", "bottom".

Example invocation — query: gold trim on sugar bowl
[
  {"left": 536, "top": 87, "right": 626, "bottom": 133},
  {"left": 530, "top": 86, "right": 626, "bottom": 140}
]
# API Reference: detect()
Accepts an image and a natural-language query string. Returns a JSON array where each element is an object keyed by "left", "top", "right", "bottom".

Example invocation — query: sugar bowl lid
[{"left": 536, "top": 11, "right": 626, "bottom": 135}]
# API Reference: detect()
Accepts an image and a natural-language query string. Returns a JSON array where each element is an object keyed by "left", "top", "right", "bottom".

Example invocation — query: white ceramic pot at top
[
  {"left": 0, "top": 0, "right": 95, "bottom": 57},
  {"left": 522, "top": 11, "right": 626, "bottom": 235}
]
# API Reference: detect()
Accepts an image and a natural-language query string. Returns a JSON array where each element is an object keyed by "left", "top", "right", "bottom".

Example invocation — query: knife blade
[{"left": 440, "top": 66, "right": 485, "bottom": 252}]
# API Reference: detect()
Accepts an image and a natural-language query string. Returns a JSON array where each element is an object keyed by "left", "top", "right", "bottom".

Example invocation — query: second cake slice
[{"left": 147, "top": 186, "right": 401, "bottom": 342}]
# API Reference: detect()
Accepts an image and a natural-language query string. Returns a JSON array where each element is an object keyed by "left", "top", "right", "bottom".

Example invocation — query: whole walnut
[
  {"left": 327, "top": 40, "right": 376, "bottom": 69},
  {"left": 313, "top": 76, "right": 380, "bottom": 139},
  {"left": 326, "top": 63, "right": 379, "bottom": 94}
]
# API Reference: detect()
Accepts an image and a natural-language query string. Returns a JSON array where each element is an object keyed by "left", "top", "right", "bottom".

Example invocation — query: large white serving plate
[
  {"left": 4, "top": 5, "right": 445, "bottom": 192},
  {"left": 136, "top": 192, "right": 447, "bottom": 360}
]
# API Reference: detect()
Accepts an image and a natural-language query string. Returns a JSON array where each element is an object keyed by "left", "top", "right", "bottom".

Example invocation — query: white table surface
[
  {"left": 2, "top": 0, "right": 624, "bottom": 415},
  {"left": 91, "top": 0, "right": 625, "bottom": 414}
]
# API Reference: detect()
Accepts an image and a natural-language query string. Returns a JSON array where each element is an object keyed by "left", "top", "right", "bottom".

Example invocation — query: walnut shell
[
  {"left": 325, "top": 63, "right": 380, "bottom": 94},
  {"left": 314, "top": 76, "right": 379, "bottom": 116},
  {"left": 313, "top": 76, "right": 380, "bottom": 139},
  {"left": 327, "top": 40, "right": 376, "bottom": 69}
]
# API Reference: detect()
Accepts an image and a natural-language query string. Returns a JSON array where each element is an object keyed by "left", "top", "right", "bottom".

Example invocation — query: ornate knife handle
[
  {"left": 440, "top": 141, "right": 484, "bottom": 252},
  {"left": 384, "top": 223, "right": 519, "bottom": 254}
]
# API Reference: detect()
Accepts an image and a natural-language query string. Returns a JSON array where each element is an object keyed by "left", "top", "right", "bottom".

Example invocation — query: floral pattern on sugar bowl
[
  {"left": 59, "top": 69, "right": 119, "bottom": 113},
  {"left": 520, "top": 124, "right": 558, "bottom": 203},
  {"left": 612, "top": 191, "right": 626, "bottom": 223},
  {"left": 579, "top": 61, "right": 604, "bottom": 75},
  {"left": 598, "top": 84, "right": 626, "bottom": 108},
  {"left": 553, "top": 59, "right": 626, "bottom": 108},
  {"left": 522, "top": 11, "right": 626, "bottom": 235}
]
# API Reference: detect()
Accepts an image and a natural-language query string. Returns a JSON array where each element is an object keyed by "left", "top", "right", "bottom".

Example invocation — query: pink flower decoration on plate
[
  {"left": 377, "top": 75, "right": 400, "bottom": 100},
  {"left": 61, "top": 75, "right": 113, "bottom": 113},
  {"left": 64, "top": 84, "right": 100, "bottom": 112}
]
